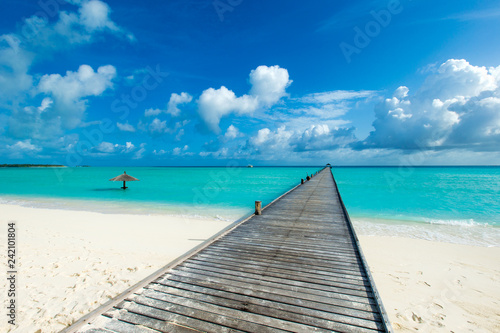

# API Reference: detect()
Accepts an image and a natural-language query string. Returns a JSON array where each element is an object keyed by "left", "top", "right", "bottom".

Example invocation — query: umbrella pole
[{"left": 122, "top": 180, "right": 127, "bottom": 189}]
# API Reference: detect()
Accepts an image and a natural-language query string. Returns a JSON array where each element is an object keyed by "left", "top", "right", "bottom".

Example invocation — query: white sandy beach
[
  {"left": 358, "top": 236, "right": 500, "bottom": 332},
  {"left": 0, "top": 204, "right": 231, "bottom": 333},
  {"left": 0, "top": 203, "right": 499, "bottom": 332}
]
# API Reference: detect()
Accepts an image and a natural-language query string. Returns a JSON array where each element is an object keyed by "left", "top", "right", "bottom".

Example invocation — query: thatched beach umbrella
[{"left": 109, "top": 171, "right": 139, "bottom": 189}]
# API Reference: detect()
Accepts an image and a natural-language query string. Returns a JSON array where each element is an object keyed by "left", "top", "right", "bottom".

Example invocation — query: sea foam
[{"left": 352, "top": 217, "right": 500, "bottom": 247}]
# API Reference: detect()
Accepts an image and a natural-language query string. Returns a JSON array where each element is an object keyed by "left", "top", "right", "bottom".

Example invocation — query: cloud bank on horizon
[
  {"left": 360, "top": 59, "right": 500, "bottom": 151},
  {"left": 0, "top": 0, "right": 499, "bottom": 165}
]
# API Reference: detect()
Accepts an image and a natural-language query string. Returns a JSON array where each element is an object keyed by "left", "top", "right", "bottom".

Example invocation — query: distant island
[{"left": 0, "top": 164, "right": 66, "bottom": 168}]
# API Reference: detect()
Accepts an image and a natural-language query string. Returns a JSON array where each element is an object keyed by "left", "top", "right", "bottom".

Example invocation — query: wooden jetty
[{"left": 64, "top": 167, "right": 392, "bottom": 333}]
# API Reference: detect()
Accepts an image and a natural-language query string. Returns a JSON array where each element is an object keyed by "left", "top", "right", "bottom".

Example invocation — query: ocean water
[
  {"left": 0, "top": 166, "right": 319, "bottom": 219},
  {"left": 0, "top": 166, "right": 498, "bottom": 246},
  {"left": 332, "top": 166, "right": 500, "bottom": 247}
]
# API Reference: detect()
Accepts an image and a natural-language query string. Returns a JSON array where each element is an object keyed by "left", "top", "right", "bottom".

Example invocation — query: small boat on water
[{"left": 247, "top": 164, "right": 253, "bottom": 168}]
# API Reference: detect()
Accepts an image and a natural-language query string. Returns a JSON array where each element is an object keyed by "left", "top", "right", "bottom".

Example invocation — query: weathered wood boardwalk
[{"left": 65, "top": 167, "right": 392, "bottom": 333}]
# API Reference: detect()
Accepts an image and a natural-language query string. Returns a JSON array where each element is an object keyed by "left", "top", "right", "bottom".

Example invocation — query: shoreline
[
  {"left": 1, "top": 195, "right": 499, "bottom": 247},
  {"left": 0, "top": 203, "right": 499, "bottom": 332},
  {"left": 352, "top": 216, "right": 500, "bottom": 248},
  {"left": 0, "top": 194, "right": 248, "bottom": 222}
]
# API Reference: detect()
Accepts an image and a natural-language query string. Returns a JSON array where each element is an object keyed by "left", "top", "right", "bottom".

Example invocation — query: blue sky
[{"left": 1, "top": 0, "right": 500, "bottom": 165}]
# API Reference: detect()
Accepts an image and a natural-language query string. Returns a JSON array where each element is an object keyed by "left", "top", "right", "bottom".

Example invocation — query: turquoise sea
[{"left": 0, "top": 166, "right": 499, "bottom": 246}]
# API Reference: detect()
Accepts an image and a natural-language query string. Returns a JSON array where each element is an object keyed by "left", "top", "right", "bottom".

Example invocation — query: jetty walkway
[{"left": 64, "top": 167, "right": 392, "bottom": 333}]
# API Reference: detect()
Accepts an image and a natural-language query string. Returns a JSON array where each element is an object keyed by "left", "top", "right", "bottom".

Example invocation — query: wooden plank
[
  {"left": 124, "top": 297, "right": 291, "bottom": 333},
  {"left": 103, "top": 309, "right": 203, "bottom": 333},
  {"left": 201, "top": 246, "right": 367, "bottom": 276},
  {"left": 149, "top": 279, "right": 381, "bottom": 321},
  {"left": 136, "top": 291, "right": 336, "bottom": 333},
  {"left": 152, "top": 278, "right": 376, "bottom": 314},
  {"left": 207, "top": 242, "right": 363, "bottom": 269},
  {"left": 208, "top": 238, "right": 359, "bottom": 260},
  {"left": 108, "top": 302, "right": 243, "bottom": 333},
  {"left": 159, "top": 270, "right": 377, "bottom": 306},
  {"left": 222, "top": 234, "right": 359, "bottom": 253},
  {"left": 222, "top": 233, "right": 359, "bottom": 253},
  {"left": 182, "top": 257, "right": 371, "bottom": 291},
  {"left": 144, "top": 284, "right": 384, "bottom": 332},
  {"left": 202, "top": 244, "right": 364, "bottom": 271},
  {"left": 224, "top": 229, "right": 357, "bottom": 245},
  {"left": 165, "top": 267, "right": 373, "bottom": 300},
  {"left": 94, "top": 316, "right": 162, "bottom": 333},
  {"left": 231, "top": 223, "right": 354, "bottom": 234},
  {"left": 217, "top": 238, "right": 362, "bottom": 261},
  {"left": 158, "top": 272, "right": 376, "bottom": 310},
  {"left": 196, "top": 247, "right": 366, "bottom": 272},
  {"left": 174, "top": 262, "right": 372, "bottom": 296},
  {"left": 186, "top": 255, "right": 370, "bottom": 288}
]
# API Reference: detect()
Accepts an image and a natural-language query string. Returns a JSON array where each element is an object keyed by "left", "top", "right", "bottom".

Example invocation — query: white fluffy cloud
[
  {"left": 446, "top": 96, "right": 500, "bottom": 148},
  {"left": 198, "top": 86, "right": 259, "bottom": 132},
  {"left": 6, "top": 64, "right": 116, "bottom": 140},
  {"left": 0, "top": 0, "right": 127, "bottom": 102},
  {"left": 0, "top": 0, "right": 132, "bottom": 147},
  {"left": 5, "top": 139, "right": 42, "bottom": 159},
  {"left": 361, "top": 59, "right": 500, "bottom": 150},
  {"left": 278, "top": 89, "right": 378, "bottom": 132},
  {"left": 153, "top": 149, "right": 167, "bottom": 155},
  {"left": 144, "top": 108, "right": 162, "bottom": 117},
  {"left": 197, "top": 65, "right": 291, "bottom": 133},
  {"left": 142, "top": 118, "right": 188, "bottom": 138},
  {"left": 37, "top": 64, "right": 116, "bottom": 128},
  {"left": 294, "top": 125, "right": 357, "bottom": 152},
  {"left": 394, "top": 86, "right": 409, "bottom": 99},
  {"left": 133, "top": 143, "right": 146, "bottom": 159},
  {"left": 251, "top": 128, "right": 273, "bottom": 146},
  {"left": 249, "top": 65, "right": 291, "bottom": 106},
  {"left": 224, "top": 125, "right": 241, "bottom": 140},
  {"left": 175, "top": 129, "right": 185, "bottom": 141},
  {"left": 94, "top": 141, "right": 136, "bottom": 154},
  {"left": 144, "top": 92, "right": 192, "bottom": 117},
  {"left": 7, "top": 139, "right": 41, "bottom": 152},
  {"left": 418, "top": 59, "right": 496, "bottom": 100},
  {"left": 199, "top": 148, "right": 229, "bottom": 158},
  {"left": 249, "top": 124, "right": 357, "bottom": 154},
  {"left": 173, "top": 145, "right": 190, "bottom": 156},
  {"left": 167, "top": 92, "right": 192, "bottom": 116},
  {"left": 149, "top": 118, "right": 168, "bottom": 134},
  {"left": 124, "top": 142, "right": 135, "bottom": 152},
  {"left": 96, "top": 141, "right": 116, "bottom": 153},
  {"left": 0, "top": 35, "right": 33, "bottom": 103},
  {"left": 38, "top": 97, "right": 53, "bottom": 112},
  {"left": 22, "top": 0, "right": 134, "bottom": 47},
  {"left": 79, "top": 0, "right": 121, "bottom": 32},
  {"left": 117, "top": 122, "right": 135, "bottom": 132},
  {"left": 39, "top": 64, "right": 116, "bottom": 102}
]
